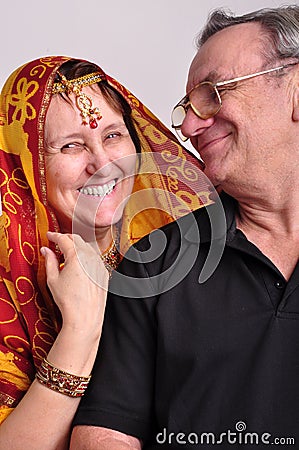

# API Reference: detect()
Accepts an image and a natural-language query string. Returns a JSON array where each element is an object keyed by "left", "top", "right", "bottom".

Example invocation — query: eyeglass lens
[{"left": 172, "top": 83, "right": 221, "bottom": 127}]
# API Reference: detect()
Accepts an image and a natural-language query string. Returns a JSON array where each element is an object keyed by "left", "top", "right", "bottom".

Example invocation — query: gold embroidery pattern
[
  {"left": 3, "top": 335, "right": 30, "bottom": 354},
  {"left": 0, "top": 57, "right": 68, "bottom": 413},
  {"left": 15, "top": 277, "right": 36, "bottom": 306},
  {"left": 0, "top": 161, "right": 56, "bottom": 367},
  {"left": 7, "top": 78, "right": 39, "bottom": 125},
  {"left": 2, "top": 168, "right": 29, "bottom": 215},
  {"left": 0, "top": 350, "right": 31, "bottom": 390},
  {"left": 30, "top": 56, "right": 69, "bottom": 79},
  {"left": 18, "top": 225, "right": 35, "bottom": 266},
  {"left": 133, "top": 109, "right": 212, "bottom": 214},
  {"left": 0, "top": 298, "right": 18, "bottom": 324}
]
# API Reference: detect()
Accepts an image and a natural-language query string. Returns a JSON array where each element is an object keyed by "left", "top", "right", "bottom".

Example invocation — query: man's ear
[
  {"left": 292, "top": 102, "right": 299, "bottom": 121},
  {"left": 292, "top": 71, "right": 299, "bottom": 121}
]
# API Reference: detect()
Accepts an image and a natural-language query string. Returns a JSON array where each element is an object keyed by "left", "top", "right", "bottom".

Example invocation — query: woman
[{"left": 0, "top": 56, "right": 212, "bottom": 448}]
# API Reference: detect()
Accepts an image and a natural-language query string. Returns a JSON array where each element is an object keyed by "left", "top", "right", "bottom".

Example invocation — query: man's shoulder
[
  {"left": 134, "top": 207, "right": 204, "bottom": 251},
  {"left": 135, "top": 192, "right": 234, "bottom": 251}
]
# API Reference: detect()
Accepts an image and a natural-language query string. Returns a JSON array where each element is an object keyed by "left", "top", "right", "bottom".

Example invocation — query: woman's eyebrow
[
  {"left": 101, "top": 122, "right": 128, "bottom": 133},
  {"left": 45, "top": 132, "right": 83, "bottom": 146}
]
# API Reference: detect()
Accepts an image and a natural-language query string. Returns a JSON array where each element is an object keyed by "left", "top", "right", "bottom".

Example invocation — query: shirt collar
[{"left": 183, "top": 192, "right": 236, "bottom": 244}]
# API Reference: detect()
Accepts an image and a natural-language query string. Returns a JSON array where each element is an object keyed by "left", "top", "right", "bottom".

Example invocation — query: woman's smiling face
[{"left": 44, "top": 85, "right": 137, "bottom": 240}]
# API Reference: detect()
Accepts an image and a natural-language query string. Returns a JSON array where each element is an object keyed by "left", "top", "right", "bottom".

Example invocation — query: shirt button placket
[{"left": 274, "top": 280, "right": 285, "bottom": 289}]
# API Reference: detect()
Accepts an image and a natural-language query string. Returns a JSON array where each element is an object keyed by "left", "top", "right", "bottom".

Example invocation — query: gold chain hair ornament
[{"left": 52, "top": 72, "right": 105, "bottom": 128}]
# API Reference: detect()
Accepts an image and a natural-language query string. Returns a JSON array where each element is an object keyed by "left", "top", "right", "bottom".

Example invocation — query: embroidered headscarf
[{"left": 0, "top": 56, "right": 213, "bottom": 421}]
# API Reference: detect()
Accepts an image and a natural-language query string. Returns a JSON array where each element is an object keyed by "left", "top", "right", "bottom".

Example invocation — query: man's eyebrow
[
  {"left": 188, "top": 70, "right": 217, "bottom": 91},
  {"left": 204, "top": 70, "right": 220, "bottom": 81},
  {"left": 203, "top": 69, "right": 234, "bottom": 84}
]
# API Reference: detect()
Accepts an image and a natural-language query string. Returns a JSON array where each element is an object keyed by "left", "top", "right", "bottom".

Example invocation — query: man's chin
[{"left": 203, "top": 166, "right": 223, "bottom": 187}]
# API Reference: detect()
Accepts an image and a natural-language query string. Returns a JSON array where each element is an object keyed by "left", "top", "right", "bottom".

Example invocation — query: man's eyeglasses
[{"left": 171, "top": 61, "right": 299, "bottom": 141}]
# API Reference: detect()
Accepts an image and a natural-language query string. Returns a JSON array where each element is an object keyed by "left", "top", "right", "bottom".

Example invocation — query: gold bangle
[{"left": 35, "top": 358, "right": 91, "bottom": 397}]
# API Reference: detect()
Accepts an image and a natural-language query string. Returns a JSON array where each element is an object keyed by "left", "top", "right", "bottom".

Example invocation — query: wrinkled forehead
[{"left": 187, "top": 22, "right": 265, "bottom": 92}]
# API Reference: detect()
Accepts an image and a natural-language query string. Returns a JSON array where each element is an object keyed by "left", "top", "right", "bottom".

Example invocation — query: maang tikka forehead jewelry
[{"left": 52, "top": 71, "right": 105, "bottom": 129}]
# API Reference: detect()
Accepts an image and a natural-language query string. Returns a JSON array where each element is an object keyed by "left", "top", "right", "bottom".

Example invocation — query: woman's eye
[
  {"left": 106, "top": 132, "right": 120, "bottom": 140},
  {"left": 61, "top": 143, "right": 85, "bottom": 153},
  {"left": 104, "top": 127, "right": 130, "bottom": 144}
]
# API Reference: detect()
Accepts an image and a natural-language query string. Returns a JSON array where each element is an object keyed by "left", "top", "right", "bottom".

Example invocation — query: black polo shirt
[{"left": 74, "top": 194, "right": 299, "bottom": 449}]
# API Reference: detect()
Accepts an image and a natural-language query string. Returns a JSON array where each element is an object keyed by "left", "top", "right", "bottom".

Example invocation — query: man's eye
[{"left": 217, "top": 83, "right": 237, "bottom": 95}]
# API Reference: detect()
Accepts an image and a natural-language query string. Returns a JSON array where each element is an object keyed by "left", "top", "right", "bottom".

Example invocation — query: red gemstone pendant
[{"left": 89, "top": 119, "right": 98, "bottom": 129}]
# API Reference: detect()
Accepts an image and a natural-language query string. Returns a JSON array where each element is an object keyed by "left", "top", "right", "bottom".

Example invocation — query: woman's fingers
[
  {"left": 40, "top": 246, "right": 60, "bottom": 283},
  {"left": 46, "top": 231, "right": 77, "bottom": 255},
  {"left": 42, "top": 231, "right": 109, "bottom": 298}
]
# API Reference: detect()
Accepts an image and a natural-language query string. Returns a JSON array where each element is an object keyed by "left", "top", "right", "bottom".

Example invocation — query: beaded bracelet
[{"left": 35, "top": 358, "right": 91, "bottom": 397}]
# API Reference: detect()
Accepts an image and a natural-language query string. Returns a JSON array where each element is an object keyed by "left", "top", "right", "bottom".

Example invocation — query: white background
[{"left": 1, "top": 0, "right": 296, "bottom": 133}]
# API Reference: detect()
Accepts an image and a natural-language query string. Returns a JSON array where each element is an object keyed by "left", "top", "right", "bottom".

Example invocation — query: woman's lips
[{"left": 78, "top": 179, "right": 117, "bottom": 197}]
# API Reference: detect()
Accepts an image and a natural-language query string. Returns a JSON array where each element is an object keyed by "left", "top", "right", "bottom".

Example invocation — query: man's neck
[{"left": 226, "top": 183, "right": 299, "bottom": 280}]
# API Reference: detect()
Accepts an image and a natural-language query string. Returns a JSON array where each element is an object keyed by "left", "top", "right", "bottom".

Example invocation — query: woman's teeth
[{"left": 79, "top": 179, "right": 116, "bottom": 197}]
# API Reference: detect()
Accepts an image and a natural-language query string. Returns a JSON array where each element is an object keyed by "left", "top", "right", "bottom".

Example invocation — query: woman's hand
[
  {"left": 41, "top": 232, "right": 109, "bottom": 334},
  {"left": 40, "top": 232, "right": 109, "bottom": 376}
]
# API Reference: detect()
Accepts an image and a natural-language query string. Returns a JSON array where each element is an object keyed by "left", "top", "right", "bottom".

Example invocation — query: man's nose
[{"left": 180, "top": 107, "right": 215, "bottom": 140}]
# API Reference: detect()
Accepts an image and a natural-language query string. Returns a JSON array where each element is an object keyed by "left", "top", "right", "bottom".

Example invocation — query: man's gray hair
[{"left": 196, "top": 5, "right": 299, "bottom": 64}]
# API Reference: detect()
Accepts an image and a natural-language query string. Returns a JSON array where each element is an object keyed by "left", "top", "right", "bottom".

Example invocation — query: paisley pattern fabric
[{"left": 0, "top": 56, "right": 212, "bottom": 421}]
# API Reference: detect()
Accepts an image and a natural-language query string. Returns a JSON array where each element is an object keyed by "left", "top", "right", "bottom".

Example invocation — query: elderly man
[{"left": 71, "top": 5, "right": 299, "bottom": 449}]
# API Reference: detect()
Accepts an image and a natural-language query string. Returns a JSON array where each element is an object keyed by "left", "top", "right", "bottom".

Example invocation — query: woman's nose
[
  {"left": 180, "top": 107, "right": 215, "bottom": 140},
  {"left": 86, "top": 148, "right": 112, "bottom": 177}
]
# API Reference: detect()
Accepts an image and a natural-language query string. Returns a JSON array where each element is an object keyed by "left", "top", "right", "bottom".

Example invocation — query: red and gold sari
[{"left": 0, "top": 56, "right": 212, "bottom": 422}]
